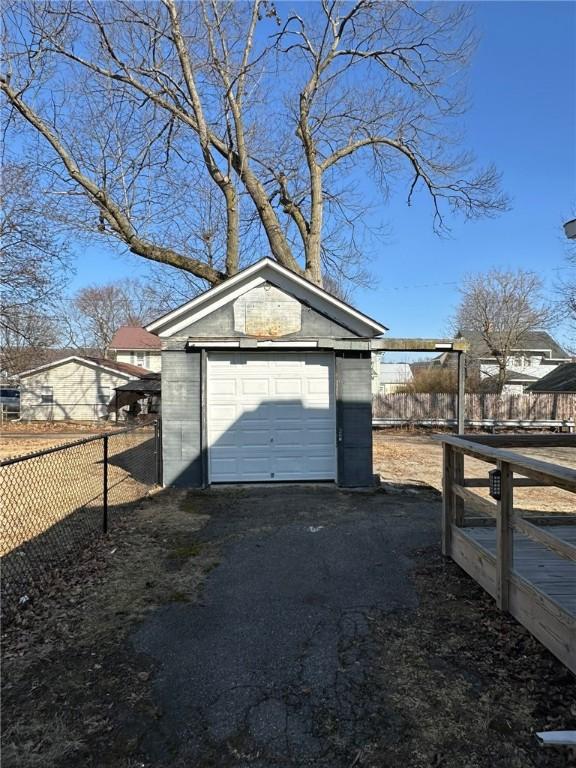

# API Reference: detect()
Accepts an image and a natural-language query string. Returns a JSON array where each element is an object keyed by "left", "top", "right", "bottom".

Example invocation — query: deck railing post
[
  {"left": 453, "top": 451, "right": 464, "bottom": 527},
  {"left": 443, "top": 444, "right": 465, "bottom": 556},
  {"left": 496, "top": 460, "right": 513, "bottom": 611},
  {"left": 442, "top": 443, "right": 454, "bottom": 556}
]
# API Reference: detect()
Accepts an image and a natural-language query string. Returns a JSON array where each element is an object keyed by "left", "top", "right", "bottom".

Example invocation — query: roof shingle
[
  {"left": 526, "top": 363, "right": 576, "bottom": 393},
  {"left": 109, "top": 326, "right": 161, "bottom": 350}
]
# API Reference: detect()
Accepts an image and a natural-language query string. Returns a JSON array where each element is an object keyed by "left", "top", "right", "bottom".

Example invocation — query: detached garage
[{"left": 146, "top": 258, "right": 387, "bottom": 488}]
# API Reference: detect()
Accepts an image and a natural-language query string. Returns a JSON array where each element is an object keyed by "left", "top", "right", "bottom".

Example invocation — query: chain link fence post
[
  {"left": 155, "top": 419, "right": 162, "bottom": 486},
  {"left": 103, "top": 434, "right": 109, "bottom": 533}
]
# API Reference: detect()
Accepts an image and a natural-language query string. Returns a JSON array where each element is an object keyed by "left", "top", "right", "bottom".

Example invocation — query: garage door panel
[
  {"left": 207, "top": 352, "right": 336, "bottom": 482},
  {"left": 241, "top": 378, "right": 270, "bottom": 396},
  {"left": 306, "top": 379, "right": 330, "bottom": 395},
  {"left": 274, "top": 378, "right": 303, "bottom": 395},
  {"left": 210, "top": 379, "right": 237, "bottom": 396},
  {"left": 273, "top": 428, "right": 303, "bottom": 447},
  {"left": 269, "top": 403, "right": 305, "bottom": 420}
]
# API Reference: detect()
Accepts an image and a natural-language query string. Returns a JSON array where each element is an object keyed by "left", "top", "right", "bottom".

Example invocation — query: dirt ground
[
  {"left": 2, "top": 490, "right": 219, "bottom": 768},
  {"left": 2, "top": 487, "right": 574, "bottom": 768},
  {"left": 0, "top": 420, "right": 148, "bottom": 460},
  {"left": 0, "top": 436, "right": 83, "bottom": 459},
  {"left": 1, "top": 420, "right": 121, "bottom": 435},
  {"left": 2, "top": 432, "right": 575, "bottom": 767},
  {"left": 373, "top": 431, "right": 576, "bottom": 514}
]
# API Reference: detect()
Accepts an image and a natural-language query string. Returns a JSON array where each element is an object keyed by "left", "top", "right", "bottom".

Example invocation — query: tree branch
[{"left": 0, "top": 76, "right": 226, "bottom": 284}]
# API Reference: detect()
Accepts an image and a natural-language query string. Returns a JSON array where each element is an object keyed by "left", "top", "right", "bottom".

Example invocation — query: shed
[
  {"left": 146, "top": 258, "right": 387, "bottom": 488},
  {"left": 19, "top": 356, "right": 150, "bottom": 421},
  {"left": 112, "top": 373, "right": 161, "bottom": 414}
]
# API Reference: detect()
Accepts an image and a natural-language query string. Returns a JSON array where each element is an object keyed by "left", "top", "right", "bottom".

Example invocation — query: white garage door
[{"left": 207, "top": 352, "right": 336, "bottom": 482}]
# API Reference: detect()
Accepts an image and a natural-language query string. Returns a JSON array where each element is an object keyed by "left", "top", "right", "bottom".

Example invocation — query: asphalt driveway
[{"left": 131, "top": 485, "right": 440, "bottom": 767}]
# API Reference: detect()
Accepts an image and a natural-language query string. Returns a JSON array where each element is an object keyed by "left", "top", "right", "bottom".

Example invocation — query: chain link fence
[{"left": 0, "top": 421, "right": 161, "bottom": 621}]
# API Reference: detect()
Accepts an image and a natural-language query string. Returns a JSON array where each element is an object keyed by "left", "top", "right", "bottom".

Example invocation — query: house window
[{"left": 40, "top": 386, "right": 53, "bottom": 404}]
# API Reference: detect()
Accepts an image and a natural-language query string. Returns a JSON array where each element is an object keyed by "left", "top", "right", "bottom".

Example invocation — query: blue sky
[{"left": 69, "top": 1, "right": 575, "bottom": 347}]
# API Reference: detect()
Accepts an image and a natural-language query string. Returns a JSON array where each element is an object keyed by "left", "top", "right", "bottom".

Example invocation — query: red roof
[
  {"left": 108, "top": 326, "right": 161, "bottom": 351},
  {"left": 18, "top": 355, "right": 152, "bottom": 378}
]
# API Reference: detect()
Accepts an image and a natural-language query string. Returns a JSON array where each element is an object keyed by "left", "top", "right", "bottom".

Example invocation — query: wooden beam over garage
[
  {"left": 369, "top": 338, "right": 469, "bottom": 352},
  {"left": 177, "top": 337, "right": 469, "bottom": 352}
]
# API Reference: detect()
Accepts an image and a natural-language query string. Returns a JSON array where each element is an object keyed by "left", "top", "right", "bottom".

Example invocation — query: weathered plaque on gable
[{"left": 233, "top": 284, "right": 302, "bottom": 337}]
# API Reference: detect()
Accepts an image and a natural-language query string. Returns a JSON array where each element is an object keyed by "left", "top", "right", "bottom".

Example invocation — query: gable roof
[
  {"left": 18, "top": 355, "right": 151, "bottom": 379},
  {"left": 526, "top": 363, "right": 576, "bottom": 393},
  {"left": 460, "top": 330, "right": 569, "bottom": 359},
  {"left": 146, "top": 258, "right": 387, "bottom": 338},
  {"left": 109, "top": 326, "right": 162, "bottom": 351}
]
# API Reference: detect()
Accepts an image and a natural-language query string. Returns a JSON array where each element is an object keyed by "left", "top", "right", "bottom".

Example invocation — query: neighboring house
[
  {"left": 19, "top": 356, "right": 150, "bottom": 421},
  {"left": 416, "top": 330, "right": 572, "bottom": 393},
  {"left": 378, "top": 362, "right": 413, "bottom": 393},
  {"left": 493, "top": 369, "right": 539, "bottom": 395},
  {"left": 472, "top": 330, "right": 572, "bottom": 392},
  {"left": 526, "top": 363, "right": 576, "bottom": 393},
  {"left": 108, "top": 326, "right": 162, "bottom": 372},
  {"left": 145, "top": 257, "right": 387, "bottom": 488},
  {"left": 1, "top": 346, "right": 99, "bottom": 381}
]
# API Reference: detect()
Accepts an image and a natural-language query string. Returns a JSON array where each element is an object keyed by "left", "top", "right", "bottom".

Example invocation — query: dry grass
[
  {"left": 2, "top": 489, "right": 217, "bottom": 768},
  {"left": 373, "top": 432, "right": 576, "bottom": 514},
  {"left": 0, "top": 437, "right": 76, "bottom": 460},
  {"left": 1, "top": 420, "right": 120, "bottom": 435},
  {"left": 1, "top": 429, "right": 156, "bottom": 558}
]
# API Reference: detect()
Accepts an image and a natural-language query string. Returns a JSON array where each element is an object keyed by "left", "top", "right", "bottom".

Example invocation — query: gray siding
[
  {"left": 336, "top": 353, "right": 374, "bottom": 487},
  {"left": 161, "top": 350, "right": 203, "bottom": 487},
  {"left": 177, "top": 289, "right": 358, "bottom": 339}
]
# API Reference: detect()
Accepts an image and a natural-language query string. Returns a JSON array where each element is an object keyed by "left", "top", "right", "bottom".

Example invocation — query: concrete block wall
[
  {"left": 336, "top": 353, "right": 374, "bottom": 487},
  {"left": 161, "top": 350, "right": 203, "bottom": 487}
]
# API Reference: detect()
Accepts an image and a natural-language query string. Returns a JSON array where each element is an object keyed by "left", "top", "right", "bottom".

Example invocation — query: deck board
[{"left": 466, "top": 526, "right": 576, "bottom": 614}]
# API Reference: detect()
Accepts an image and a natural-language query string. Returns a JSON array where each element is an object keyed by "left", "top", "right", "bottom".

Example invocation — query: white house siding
[
  {"left": 20, "top": 360, "right": 134, "bottom": 421},
  {"left": 115, "top": 350, "right": 162, "bottom": 373},
  {"left": 378, "top": 362, "right": 413, "bottom": 394}
]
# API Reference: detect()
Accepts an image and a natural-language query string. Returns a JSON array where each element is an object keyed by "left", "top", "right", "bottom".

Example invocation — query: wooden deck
[
  {"left": 467, "top": 525, "right": 576, "bottom": 608},
  {"left": 439, "top": 434, "right": 576, "bottom": 675}
]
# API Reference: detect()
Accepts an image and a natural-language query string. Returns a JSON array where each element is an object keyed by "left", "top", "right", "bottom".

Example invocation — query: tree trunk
[{"left": 304, "top": 165, "right": 323, "bottom": 285}]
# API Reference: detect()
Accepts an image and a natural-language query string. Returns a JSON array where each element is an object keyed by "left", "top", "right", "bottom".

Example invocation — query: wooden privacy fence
[
  {"left": 373, "top": 392, "right": 575, "bottom": 424},
  {"left": 439, "top": 433, "right": 576, "bottom": 674}
]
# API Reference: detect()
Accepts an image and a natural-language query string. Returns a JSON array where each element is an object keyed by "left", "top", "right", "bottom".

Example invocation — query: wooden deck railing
[{"left": 439, "top": 433, "right": 576, "bottom": 673}]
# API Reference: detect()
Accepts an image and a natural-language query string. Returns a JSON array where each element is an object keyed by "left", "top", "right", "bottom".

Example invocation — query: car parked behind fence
[{"left": 0, "top": 387, "right": 20, "bottom": 419}]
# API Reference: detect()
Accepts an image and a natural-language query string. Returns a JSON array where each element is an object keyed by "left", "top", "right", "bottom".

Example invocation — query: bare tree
[
  {"left": 556, "top": 225, "right": 576, "bottom": 351},
  {"left": 1, "top": 1, "right": 507, "bottom": 291},
  {"left": 453, "top": 269, "right": 557, "bottom": 392},
  {"left": 0, "top": 310, "right": 62, "bottom": 377},
  {"left": 0, "top": 161, "right": 72, "bottom": 341},
  {"left": 69, "top": 280, "right": 172, "bottom": 356}
]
